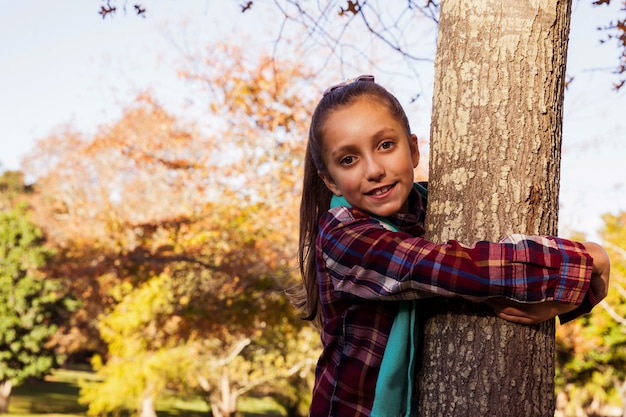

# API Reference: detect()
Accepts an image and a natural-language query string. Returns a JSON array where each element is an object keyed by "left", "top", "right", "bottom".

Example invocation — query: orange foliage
[{"left": 22, "top": 46, "right": 319, "bottom": 360}]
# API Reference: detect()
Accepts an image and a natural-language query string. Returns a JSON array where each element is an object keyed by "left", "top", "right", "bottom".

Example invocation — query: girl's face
[{"left": 318, "top": 98, "right": 420, "bottom": 217}]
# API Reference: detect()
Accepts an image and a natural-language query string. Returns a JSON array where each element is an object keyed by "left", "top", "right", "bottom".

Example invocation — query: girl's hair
[{"left": 295, "top": 76, "right": 412, "bottom": 326}]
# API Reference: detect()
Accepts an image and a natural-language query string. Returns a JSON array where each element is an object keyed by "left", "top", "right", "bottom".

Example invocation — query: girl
[{"left": 295, "top": 75, "right": 610, "bottom": 417}]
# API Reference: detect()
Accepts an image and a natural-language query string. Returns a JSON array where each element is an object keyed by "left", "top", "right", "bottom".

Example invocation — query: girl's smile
[
  {"left": 318, "top": 98, "right": 420, "bottom": 217},
  {"left": 367, "top": 183, "right": 395, "bottom": 196}
]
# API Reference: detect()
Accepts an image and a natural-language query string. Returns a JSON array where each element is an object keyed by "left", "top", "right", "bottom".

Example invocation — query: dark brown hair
[{"left": 294, "top": 78, "right": 412, "bottom": 326}]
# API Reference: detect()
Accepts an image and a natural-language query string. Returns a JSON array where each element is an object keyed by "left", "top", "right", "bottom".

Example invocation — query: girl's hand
[
  {"left": 485, "top": 298, "right": 576, "bottom": 325},
  {"left": 581, "top": 241, "right": 610, "bottom": 303}
]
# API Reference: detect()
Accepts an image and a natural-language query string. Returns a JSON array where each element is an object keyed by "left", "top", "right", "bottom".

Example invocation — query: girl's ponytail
[{"left": 295, "top": 143, "right": 332, "bottom": 327}]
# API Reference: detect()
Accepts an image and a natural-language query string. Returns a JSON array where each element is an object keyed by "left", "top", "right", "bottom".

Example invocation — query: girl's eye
[
  {"left": 380, "top": 141, "right": 394, "bottom": 150},
  {"left": 340, "top": 156, "right": 355, "bottom": 166}
]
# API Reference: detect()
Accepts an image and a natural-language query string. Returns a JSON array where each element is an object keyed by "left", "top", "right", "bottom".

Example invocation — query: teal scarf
[{"left": 330, "top": 183, "right": 426, "bottom": 417}]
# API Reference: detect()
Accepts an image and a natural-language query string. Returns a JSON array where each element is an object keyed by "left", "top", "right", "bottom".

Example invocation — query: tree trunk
[
  {"left": 140, "top": 395, "right": 157, "bottom": 417},
  {"left": 210, "top": 370, "right": 238, "bottom": 417},
  {"left": 418, "top": 0, "right": 571, "bottom": 416},
  {"left": 140, "top": 384, "right": 157, "bottom": 417},
  {"left": 618, "top": 379, "right": 626, "bottom": 417},
  {"left": 0, "top": 380, "right": 12, "bottom": 413}
]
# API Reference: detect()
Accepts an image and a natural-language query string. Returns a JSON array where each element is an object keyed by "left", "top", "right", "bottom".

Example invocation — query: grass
[
  {"left": 7, "top": 367, "right": 284, "bottom": 417},
  {"left": 8, "top": 369, "right": 86, "bottom": 417}
]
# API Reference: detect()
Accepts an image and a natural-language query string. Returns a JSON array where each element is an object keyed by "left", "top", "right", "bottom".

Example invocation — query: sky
[{"left": 0, "top": 0, "right": 624, "bottom": 241}]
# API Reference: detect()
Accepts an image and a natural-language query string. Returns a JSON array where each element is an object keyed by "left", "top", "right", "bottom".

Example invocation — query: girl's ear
[
  {"left": 410, "top": 134, "right": 420, "bottom": 168},
  {"left": 318, "top": 170, "right": 342, "bottom": 196}
]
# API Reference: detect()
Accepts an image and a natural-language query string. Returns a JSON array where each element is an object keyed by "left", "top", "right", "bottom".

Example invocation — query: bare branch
[
  {"left": 613, "top": 282, "right": 626, "bottom": 300},
  {"left": 213, "top": 338, "right": 252, "bottom": 367},
  {"left": 604, "top": 241, "right": 626, "bottom": 259},
  {"left": 232, "top": 356, "right": 316, "bottom": 397},
  {"left": 357, "top": 2, "right": 433, "bottom": 62},
  {"left": 267, "top": 0, "right": 436, "bottom": 83}
]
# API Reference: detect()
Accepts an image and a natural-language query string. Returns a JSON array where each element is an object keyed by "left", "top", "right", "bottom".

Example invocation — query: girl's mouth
[{"left": 368, "top": 184, "right": 394, "bottom": 196}]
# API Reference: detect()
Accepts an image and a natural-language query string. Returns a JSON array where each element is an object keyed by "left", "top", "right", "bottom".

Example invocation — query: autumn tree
[
  {"left": 555, "top": 213, "right": 626, "bottom": 417},
  {"left": 79, "top": 202, "right": 317, "bottom": 417},
  {"left": 23, "top": 105, "right": 208, "bottom": 361},
  {"left": 23, "top": 44, "right": 321, "bottom": 416}
]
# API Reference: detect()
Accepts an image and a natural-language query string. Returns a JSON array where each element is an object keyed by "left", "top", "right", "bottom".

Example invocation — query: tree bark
[{"left": 417, "top": 0, "right": 571, "bottom": 415}]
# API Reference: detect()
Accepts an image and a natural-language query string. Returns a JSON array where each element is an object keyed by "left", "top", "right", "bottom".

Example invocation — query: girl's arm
[
  {"left": 320, "top": 208, "right": 603, "bottom": 318},
  {"left": 486, "top": 242, "right": 609, "bottom": 324}
]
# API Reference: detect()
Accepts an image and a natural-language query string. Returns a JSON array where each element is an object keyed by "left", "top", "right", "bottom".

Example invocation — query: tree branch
[{"left": 600, "top": 300, "right": 626, "bottom": 327}]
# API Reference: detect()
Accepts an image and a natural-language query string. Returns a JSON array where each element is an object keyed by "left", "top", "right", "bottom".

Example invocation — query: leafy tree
[
  {"left": 556, "top": 212, "right": 626, "bottom": 417},
  {"left": 250, "top": 324, "right": 318, "bottom": 417},
  {"left": 79, "top": 202, "right": 317, "bottom": 417},
  {"left": 0, "top": 203, "right": 73, "bottom": 413},
  {"left": 79, "top": 272, "right": 185, "bottom": 416},
  {"left": 0, "top": 171, "right": 31, "bottom": 212}
]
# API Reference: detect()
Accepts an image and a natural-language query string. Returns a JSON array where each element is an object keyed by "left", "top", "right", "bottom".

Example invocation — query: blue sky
[{"left": 0, "top": 0, "right": 624, "bottom": 240}]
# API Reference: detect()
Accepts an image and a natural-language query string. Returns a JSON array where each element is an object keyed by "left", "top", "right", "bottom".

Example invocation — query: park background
[{"left": 0, "top": 0, "right": 625, "bottom": 416}]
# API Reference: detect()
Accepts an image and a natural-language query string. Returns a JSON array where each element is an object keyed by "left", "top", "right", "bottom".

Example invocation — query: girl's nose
[{"left": 365, "top": 157, "right": 385, "bottom": 180}]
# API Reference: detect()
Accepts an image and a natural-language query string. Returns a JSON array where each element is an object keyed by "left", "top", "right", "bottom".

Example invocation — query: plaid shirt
[{"left": 310, "top": 190, "right": 595, "bottom": 417}]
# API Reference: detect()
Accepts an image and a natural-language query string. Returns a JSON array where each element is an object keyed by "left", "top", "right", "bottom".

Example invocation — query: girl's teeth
[{"left": 373, "top": 186, "right": 391, "bottom": 195}]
